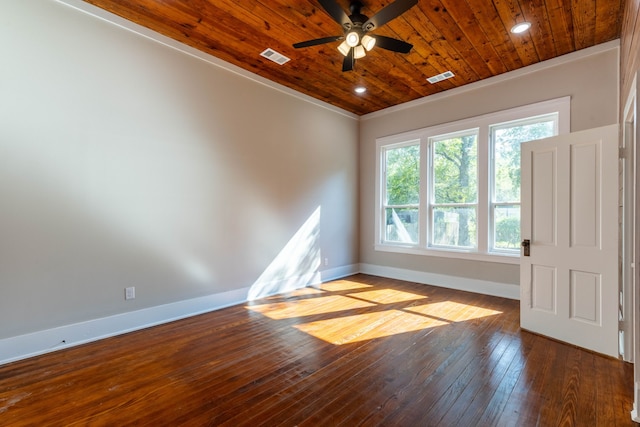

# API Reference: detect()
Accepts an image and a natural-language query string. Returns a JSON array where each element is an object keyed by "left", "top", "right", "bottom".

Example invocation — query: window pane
[
  {"left": 493, "top": 120, "right": 555, "bottom": 202},
  {"left": 432, "top": 207, "right": 476, "bottom": 248},
  {"left": 433, "top": 133, "right": 477, "bottom": 204},
  {"left": 494, "top": 205, "right": 521, "bottom": 249},
  {"left": 385, "top": 208, "right": 419, "bottom": 243},
  {"left": 385, "top": 144, "right": 420, "bottom": 205}
]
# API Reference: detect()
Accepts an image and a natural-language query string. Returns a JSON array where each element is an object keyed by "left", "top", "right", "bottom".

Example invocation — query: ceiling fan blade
[
  {"left": 318, "top": 0, "right": 352, "bottom": 27},
  {"left": 293, "top": 35, "right": 343, "bottom": 48},
  {"left": 372, "top": 35, "right": 413, "bottom": 53},
  {"left": 363, "top": 0, "right": 418, "bottom": 30},
  {"left": 342, "top": 48, "right": 354, "bottom": 72}
]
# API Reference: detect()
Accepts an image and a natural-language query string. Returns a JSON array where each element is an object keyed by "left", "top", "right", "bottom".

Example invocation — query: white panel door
[{"left": 520, "top": 124, "right": 619, "bottom": 357}]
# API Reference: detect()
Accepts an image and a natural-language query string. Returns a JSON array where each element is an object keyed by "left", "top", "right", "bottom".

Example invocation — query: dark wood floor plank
[
  {"left": 537, "top": 339, "right": 571, "bottom": 423},
  {"left": 439, "top": 331, "right": 523, "bottom": 426},
  {"left": 338, "top": 308, "right": 506, "bottom": 426},
  {"left": 0, "top": 274, "right": 634, "bottom": 426},
  {"left": 474, "top": 334, "right": 530, "bottom": 425},
  {"left": 364, "top": 294, "right": 515, "bottom": 425},
  {"left": 290, "top": 313, "right": 459, "bottom": 425},
  {"left": 596, "top": 355, "right": 618, "bottom": 425},
  {"left": 496, "top": 331, "right": 564, "bottom": 425}
]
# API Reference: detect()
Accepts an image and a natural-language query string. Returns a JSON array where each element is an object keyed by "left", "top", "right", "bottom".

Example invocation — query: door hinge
[
  {"left": 619, "top": 146, "right": 626, "bottom": 159},
  {"left": 619, "top": 330, "right": 625, "bottom": 357}
]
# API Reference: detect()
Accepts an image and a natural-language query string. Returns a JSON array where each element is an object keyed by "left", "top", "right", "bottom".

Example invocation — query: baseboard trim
[
  {"left": 0, "top": 264, "right": 359, "bottom": 366},
  {"left": 0, "top": 287, "right": 250, "bottom": 366},
  {"left": 2, "top": 263, "right": 502, "bottom": 365},
  {"left": 359, "top": 263, "right": 520, "bottom": 300},
  {"left": 319, "top": 264, "right": 360, "bottom": 283}
]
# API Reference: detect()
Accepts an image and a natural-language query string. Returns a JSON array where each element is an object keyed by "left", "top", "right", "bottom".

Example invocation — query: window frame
[
  {"left": 381, "top": 140, "right": 421, "bottom": 245},
  {"left": 375, "top": 97, "right": 570, "bottom": 264},
  {"left": 428, "top": 128, "right": 479, "bottom": 251},
  {"left": 488, "top": 113, "right": 560, "bottom": 254}
]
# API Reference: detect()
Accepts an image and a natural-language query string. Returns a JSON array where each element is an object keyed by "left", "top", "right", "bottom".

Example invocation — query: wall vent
[
  {"left": 427, "top": 70, "right": 455, "bottom": 84},
  {"left": 260, "top": 48, "right": 290, "bottom": 65}
]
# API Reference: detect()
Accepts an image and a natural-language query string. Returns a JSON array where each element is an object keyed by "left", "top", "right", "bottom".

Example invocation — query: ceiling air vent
[
  {"left": 260, "top": 48, "right": 290, "bottom": 65},
  {"left": 427, "top": 70, "right": 454, "bottom": 84}
]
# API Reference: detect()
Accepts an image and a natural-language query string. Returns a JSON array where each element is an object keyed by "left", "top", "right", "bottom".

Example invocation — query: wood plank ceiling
[{"left": 83, "top": 0, "right": 623, "bottom": 116}]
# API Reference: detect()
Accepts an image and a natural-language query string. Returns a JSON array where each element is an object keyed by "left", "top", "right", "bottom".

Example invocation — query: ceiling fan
[{"left": 293, "top": 0, "right": 418, "bottom": 72}]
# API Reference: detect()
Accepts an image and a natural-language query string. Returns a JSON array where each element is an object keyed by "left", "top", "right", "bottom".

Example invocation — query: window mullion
[
  {"left": 420, "top": 137, "right": 429, "bottom": 248},
  {"left": 477, "top": 125, "right": 490, "bottom": 254},
  {"left": 379, "top": 148, "right": 387, "bottom": 245}
]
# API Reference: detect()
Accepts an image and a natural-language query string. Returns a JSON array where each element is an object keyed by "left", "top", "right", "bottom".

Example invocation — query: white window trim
[
  {"left": 428, "top": 128, "right": 479, "bottom": 251},
  {"left": 488, "top": 113, "right": 559, "bottom": 255},
  {"left": 375, "top": 96, "right": 570, "bottom": 264},
  {"left": 381, "top": 139, "right": 421, "bottom": 245}
]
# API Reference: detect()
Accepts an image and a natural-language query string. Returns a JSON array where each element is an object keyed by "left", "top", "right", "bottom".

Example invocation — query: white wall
[
  {"left": 0, "top": 0, "right": 359, "bottom": 341},
  {"left": 359, "top": 44, "right": 620, "bottom": 291}
]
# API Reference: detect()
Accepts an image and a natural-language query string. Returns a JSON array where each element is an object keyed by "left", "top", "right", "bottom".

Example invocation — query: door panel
[
  {"left": 571, "top": 143, "right": 599, "bottom": 247},
  {"left": 531, "top": 265, "right": 556, "bottom": 313},
  {"left": 532, "top": 149, "right": 556, "bottom": 245},
  {"left": 570, "top": 270, "right": 599, "bottom": 324},
  {"left": 521, "top": 124, "right": 618, "bottom": 358}
]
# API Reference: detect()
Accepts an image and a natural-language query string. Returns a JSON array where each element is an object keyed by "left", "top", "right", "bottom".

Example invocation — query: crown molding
[
  {"left": 53, "top": 0, "right": 619, "bottom": 123},
  {"left": 361, "top": 39, "right": 621, "bottom": 121},
  {"left": 54, "top": 0, "right": 359, "bottom": 121}
]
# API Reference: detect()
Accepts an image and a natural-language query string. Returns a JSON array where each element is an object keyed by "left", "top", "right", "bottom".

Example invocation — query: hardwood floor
[{"left": 0, "top": 274, "right": 634, "bottom": 426}]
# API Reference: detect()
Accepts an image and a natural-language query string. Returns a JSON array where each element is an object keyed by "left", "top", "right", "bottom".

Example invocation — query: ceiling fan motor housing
[{"left": 348, "top": 1, "right": 369, "bottom": 30}]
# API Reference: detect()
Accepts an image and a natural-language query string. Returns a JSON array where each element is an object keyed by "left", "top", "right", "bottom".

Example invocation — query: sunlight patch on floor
[
  {"left": 247, "top": 295, "right": 376, "bottom": 320},
  {"left": 294, "top": 310, "right": 449, "bottom": 344},
  {"left": 271, "top": 287, "right": 325, "bottom": 298},
  {"left": 319, "top": 281, "right": 373, "bottom": 292},
  {"left": 247, "top": 279, "right": 504, "bottom": 344},
  {"left": 347, "top": 289, "right": 428, "bottom": 305},
  {"left": 407, "top": 301, "right": 503, "bottom": 322}
]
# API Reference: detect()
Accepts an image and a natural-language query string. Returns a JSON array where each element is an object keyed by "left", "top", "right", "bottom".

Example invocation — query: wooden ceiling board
[
  {"left": 82, "top": 0, "right": 624, "bottom": 116},
  {"left": 543, "top": 0, "right": 574, "bottom": 56},
  {"left": 596, "top": 0, "right": 624, "bottom": 44}
]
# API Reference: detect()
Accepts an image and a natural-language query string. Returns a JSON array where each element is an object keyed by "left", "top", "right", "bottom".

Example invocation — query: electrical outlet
[
  {"left": 125, "top": 286, "right": 135, "bottom": 300},
  {"left": 324, "top": 258, "right": 329, "bottom": 266}
]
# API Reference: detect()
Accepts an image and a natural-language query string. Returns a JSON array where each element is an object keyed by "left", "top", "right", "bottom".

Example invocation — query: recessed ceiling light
[
  {"left": 511, "top": 22, "right": 531, "bottom": 34},
  {"left": 355, "top": 86, "right": 367, "bottom": 94}
]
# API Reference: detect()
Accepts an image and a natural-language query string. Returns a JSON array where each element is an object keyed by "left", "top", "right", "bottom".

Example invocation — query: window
[
  {"left": 383, "top": 142, "right": 420, "bottom": 244},
  {"left": 376, "top": 97, "right": 569, "bottom": 263},
  {"left": 490, "top": 115, "right": 557, "bottom": 252},
  {"left": 430, "top": 130, "right": 478, "bottom": 250}
]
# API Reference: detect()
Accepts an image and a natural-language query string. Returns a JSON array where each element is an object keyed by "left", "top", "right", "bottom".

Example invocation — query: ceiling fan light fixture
[
  {"left": 345, "top": 31, "right": 360, "bottom": 47},
  {"left": 361, "top": 35, "right": 376, "bottom": 51},
  {"left": 337, "top": 41, "right": 351, "bottom": 56},
  {"left": 292, "top": 0, "right": 418, "bottom": 72},
  {"left": 511, "top": 22, "right": 531, "bottom": 34}
]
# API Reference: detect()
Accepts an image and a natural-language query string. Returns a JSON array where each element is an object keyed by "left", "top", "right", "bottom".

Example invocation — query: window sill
[{"left": 374, "top": 244, "right": 520, "bottom": 265}]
